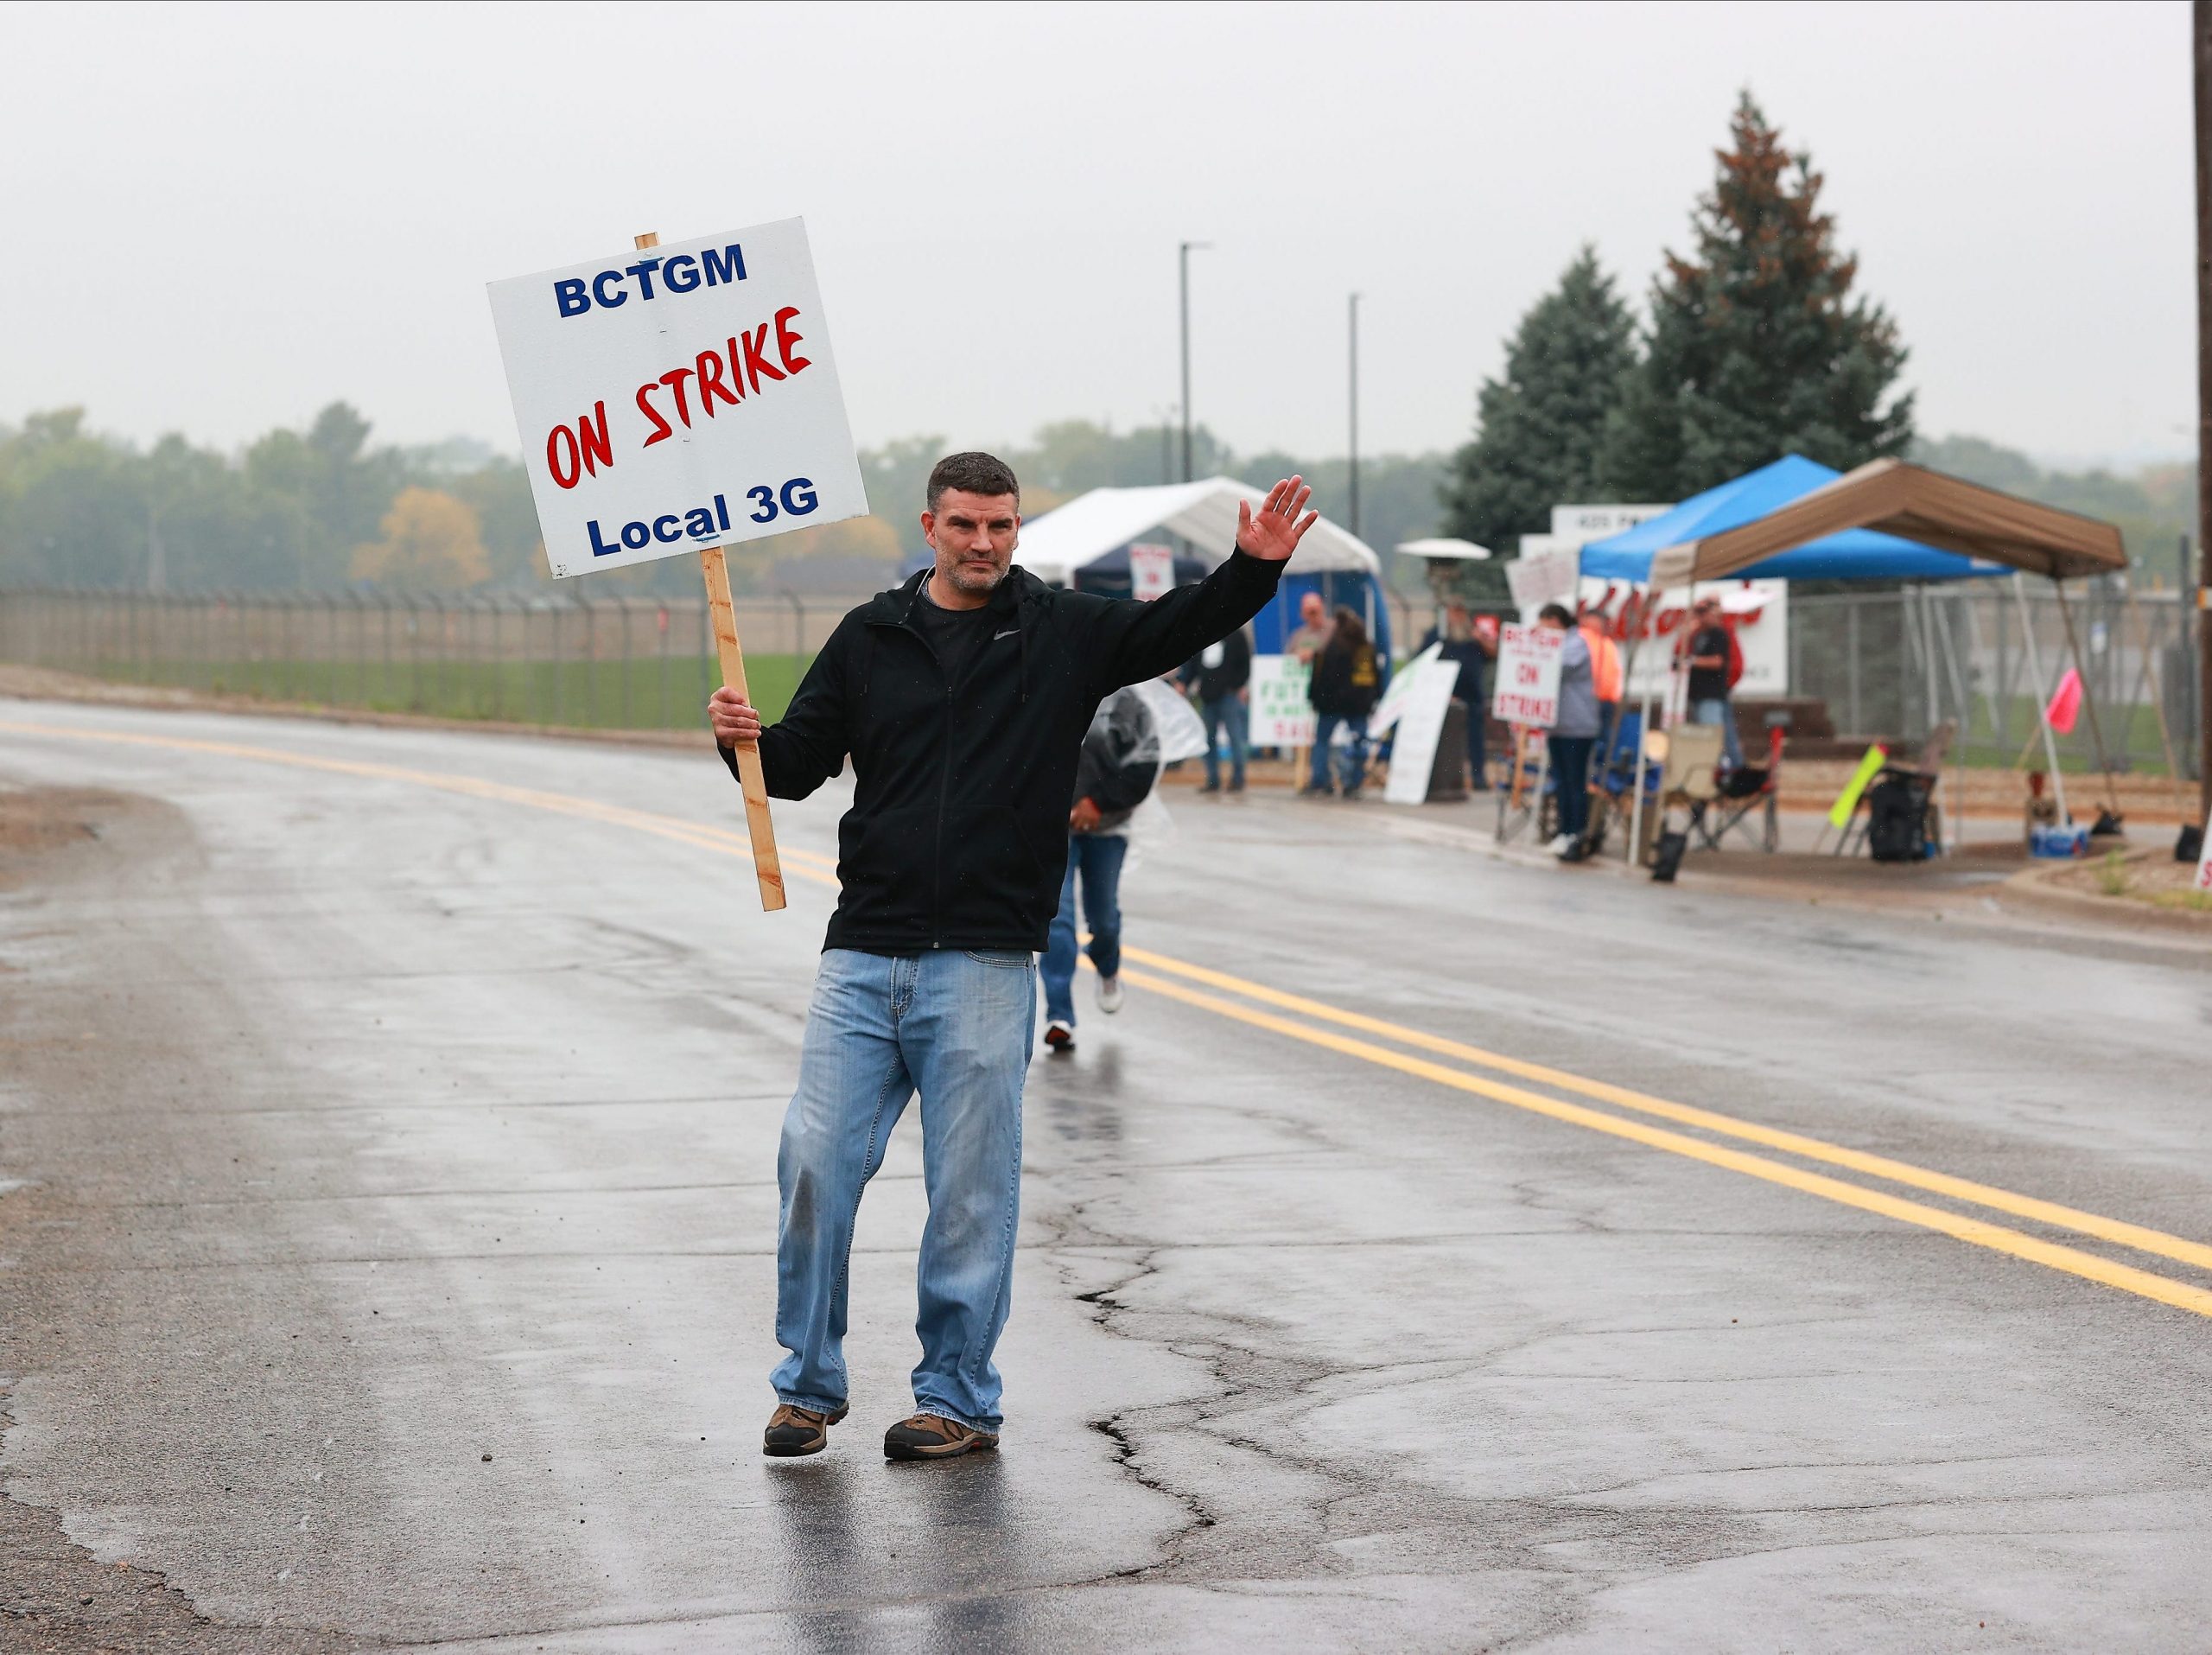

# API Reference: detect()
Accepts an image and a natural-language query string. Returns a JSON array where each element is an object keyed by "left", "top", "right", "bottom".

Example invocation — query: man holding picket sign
[
  {"left": 491, "top": 219, "right": 1312, "bottom": 1461},
  {"left": 710, "top": 455, "right": 1313, "bottom": 1460}
]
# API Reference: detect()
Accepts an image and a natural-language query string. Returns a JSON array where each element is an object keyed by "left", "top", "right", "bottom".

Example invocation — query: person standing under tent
[
  {"left": 709, "top": 454, "right": 1314, "bottom": 1462},
  {"left": 1306, "top": 607, "right": 1385, "bottom": 800},
  {"left": 1540, "top": 602, "right": 1601, "bottom": 861},
  {"left": 1039, "top": 686, "right": 1160, "bottom": 1052},
  {"left": 1178, "top": 624, "right": 1252, "bottom": 792},
  {"left": 1684, "top": 594, "right": 1744, "bottom": 768},
  {"left": 1418, "top": 597, "right": 1497, "bottom": 791}
]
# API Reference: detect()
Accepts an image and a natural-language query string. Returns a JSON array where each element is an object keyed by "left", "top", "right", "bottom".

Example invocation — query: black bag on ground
[
  {"left": 1650, "top": 827, "right": 1688, "bottom": 882},
  {"left": 1866, "top": 775, "right": 1929, "bottom": 863}
]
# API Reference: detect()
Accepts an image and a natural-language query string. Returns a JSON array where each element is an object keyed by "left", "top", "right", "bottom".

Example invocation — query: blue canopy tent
[
  {"left": 1578, "top": 455, "right": 2005, "bottom": 584},
  {"left": 1568, "top": 455, "right": 2001, "bottom": 862},
  {"left": 1560, "top": 453, "right": 2136, "bottom": 852}
]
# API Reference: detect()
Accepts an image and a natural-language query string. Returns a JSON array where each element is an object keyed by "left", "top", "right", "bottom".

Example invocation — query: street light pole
[
  {"left": 2195, "top": 0, "right": 2212, "bottom": 816},
  {"left": 1347, "top": 292, "right": 1362, "bottom": 539},
  {"left": 1179, "top": 241, "right": 1209, "bottom": 483}
]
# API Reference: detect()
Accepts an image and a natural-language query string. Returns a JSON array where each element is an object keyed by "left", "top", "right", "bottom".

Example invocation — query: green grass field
[
  {"left": 88, "top": 653, "right": 815, "bottom": 729},
  {"left": 76, "top": 659, "right": 2192, "bottom": 778},
  {"left": 1953, "top": 693, "right": 2186, "bottom": 777}
]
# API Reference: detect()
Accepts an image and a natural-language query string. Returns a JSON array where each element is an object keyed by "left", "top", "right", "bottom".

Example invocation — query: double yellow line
[{"left": 9, "top": 716, "right": 2210, "bottom": 1319}]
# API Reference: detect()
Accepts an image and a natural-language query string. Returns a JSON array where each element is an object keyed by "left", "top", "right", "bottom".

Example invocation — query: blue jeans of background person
[
  {"left": 1548, "top": 734, "right": 1595, "bottom": 841},
  {"left": 772, "top": 946, "right": 1035, "bottom": 1434},
  {"left": 1692, "top": 697, "right": 1745, "bottom": 767},
  {"left": 1200, "top": 694, "right": 1248, "bottom": 788},
  {"left": 1312, "top": 713, "right": 1370, "bottom": 795},
  {"left": 1465, "top": 693, "right": 1490, "bottom": 789},
  {"left": 1042, "top": 832, "right": 1128, "bottom": 1026}
]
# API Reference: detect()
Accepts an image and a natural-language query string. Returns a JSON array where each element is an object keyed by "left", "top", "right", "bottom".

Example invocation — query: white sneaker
[
  {"left": 1044, "top": 1020, "right": 1075, "bottom": 1053},
  {"left": 1546, "top": 832, "right": 1574, "bottom": 855},
  {"left": 1096, "top": 975, "right": 1124, "bottom": 1014}
]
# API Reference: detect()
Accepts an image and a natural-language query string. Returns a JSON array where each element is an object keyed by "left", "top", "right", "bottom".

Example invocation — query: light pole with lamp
[
  {"left": 1179, "top": 240, "right": 1210, "bottom": 482},
  {"left": 1347, "top": 292, "right": 1361, "bottom": 540}
]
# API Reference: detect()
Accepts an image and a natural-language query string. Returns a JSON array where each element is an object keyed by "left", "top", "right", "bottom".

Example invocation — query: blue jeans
[
  {"left": 1548, "top": 735, "right": 1595, "bottom": 840},
  {"left": 1200, "top": 695, "right": 1248, "bottom": 788},
  {"left": 1310, "top": 713, "right": 1370, "bottom": 794},
  {"left": 772, "top": 946, "right": 1035, "bottom": 1433},
  {"left": 1692, "top": 697, "right": 1745, "bottom": 767},
  {"left": 1042, "top": 833, "right": 1127, "bottom": 1026}
]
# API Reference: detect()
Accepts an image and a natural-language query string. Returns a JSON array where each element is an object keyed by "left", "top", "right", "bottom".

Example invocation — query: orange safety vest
[{"left": 1579, "top": 621, "right": 1624, "bottom": 703}]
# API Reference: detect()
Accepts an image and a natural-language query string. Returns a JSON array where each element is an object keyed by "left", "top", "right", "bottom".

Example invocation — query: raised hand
[{"left": 1235, "top": 476, "right": 1321, "bottom": 563}]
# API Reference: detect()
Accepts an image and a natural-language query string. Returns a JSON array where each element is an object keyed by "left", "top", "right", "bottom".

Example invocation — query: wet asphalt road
[{"left": 2, "top": 699, "right": 2209, "bottom": 1652}]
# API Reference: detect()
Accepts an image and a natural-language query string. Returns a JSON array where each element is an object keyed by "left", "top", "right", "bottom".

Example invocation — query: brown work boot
[
  {"left": 883, "top": 1412, "right": 999, "bottom": 1461},
  {"left": 763, "top": 1401, "right": 849, "bottom": 1457}
]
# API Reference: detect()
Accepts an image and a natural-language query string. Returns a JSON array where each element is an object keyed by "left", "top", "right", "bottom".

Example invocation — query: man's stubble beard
[{"left": 943, "top": 557, "right": 1009, "bottom": 598}]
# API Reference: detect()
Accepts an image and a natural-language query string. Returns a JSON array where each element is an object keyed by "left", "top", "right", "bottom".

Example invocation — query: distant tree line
[
  {"left": 2, "top": 91, "right": 2186, "bottom": 602},
  {"left": 0, "top": 398, "right": 1449, "bottom": 602}
]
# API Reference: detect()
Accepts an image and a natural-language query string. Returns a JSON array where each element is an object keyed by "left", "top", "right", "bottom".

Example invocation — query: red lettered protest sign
[
  {"left": 487, "top": 220, "right": 868, "bottom": 578},
  {"left": 1491, "top": 623, "right": 1564, "bottom": 728}
]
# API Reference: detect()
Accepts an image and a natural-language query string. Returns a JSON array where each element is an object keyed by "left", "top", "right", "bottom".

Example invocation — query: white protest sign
[
  {"left": 1128, "top": 543, "right": 1176, "bottom": 602},
  {"left": 488, "top": 218, "right": 868, "bottom": 578},
  {"left": 1249, "top": 654, "right": 1315, "bottom": 747},
  {"left": 1369, "top": 642, "right": 1443, "bottom": 739},
  {"left": 1492, "top": 624, "right": 1564, "bottom": 729},
  {"left": 1506, "top": 546, "right": 1581, "bottom": 614},
  {"left": 1383, "top": 653, "right": 1464, "bottom": 805}
]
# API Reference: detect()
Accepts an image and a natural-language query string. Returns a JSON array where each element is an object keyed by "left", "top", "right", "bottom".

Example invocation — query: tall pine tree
[
  {"left": 1444, "top": 247, "right": 1636, "bottom": 558},
  {"left": 1599, "top": 93, "right": 1914, "bottom": 501}
]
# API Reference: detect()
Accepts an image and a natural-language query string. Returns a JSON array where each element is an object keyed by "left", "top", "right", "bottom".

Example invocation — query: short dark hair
[
  {"left": 926, "top": 451, "right": 1020, "bottom": 512},
  {"left": 1538, "top": 602, "right": 1576, "bottom": 626}
]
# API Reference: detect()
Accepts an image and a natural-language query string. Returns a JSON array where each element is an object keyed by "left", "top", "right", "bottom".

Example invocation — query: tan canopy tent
[
  {"left": 1648, "top": 458, "right": 2126, "bottom": 589},
  {"left": 1636, "top": 457, "right": 2153, "bottom": 837}
]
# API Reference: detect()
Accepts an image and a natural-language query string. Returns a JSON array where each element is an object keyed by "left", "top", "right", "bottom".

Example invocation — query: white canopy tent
[{"left": 1011, "top": 477, "right": 1382, "bottom": 584}]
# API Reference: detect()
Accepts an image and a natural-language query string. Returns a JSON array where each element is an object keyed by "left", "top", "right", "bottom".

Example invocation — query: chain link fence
[
  {"left": 1, "top": 580, "right": 2200, "bottom": 775},
  {"left": 0, "top": 587, "right": 858, "bottom": 729},
  {"left": 1789, "top": 581, "right": 2199, "bottom": 777}
]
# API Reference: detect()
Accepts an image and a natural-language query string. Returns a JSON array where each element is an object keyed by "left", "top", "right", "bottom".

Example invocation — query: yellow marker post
[{"left": 1827, "top": 742, "right": 1890, "bottom": 832}]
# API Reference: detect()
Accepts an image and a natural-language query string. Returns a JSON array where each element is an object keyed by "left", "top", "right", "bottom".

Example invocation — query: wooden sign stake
[{"left": 635, "top": 230, "right": 786, "bottom": 912}]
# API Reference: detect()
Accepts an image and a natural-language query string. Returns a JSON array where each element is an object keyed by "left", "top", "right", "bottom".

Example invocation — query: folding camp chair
[
  {"left": 1493, "top": 725, "right": 1551, "bottom": 843},
  {"left": 1837, "top": 718, "right": 1954, "bottom": 859},
  {"left": 1694, "top": 719, "right": 1785, "bottom": 852},
  {"left": 1587, "top": 705, "right": 1661, "bottom": 856}
]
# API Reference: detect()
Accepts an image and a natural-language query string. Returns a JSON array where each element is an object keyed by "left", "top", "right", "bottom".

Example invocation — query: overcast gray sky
[{"left": 1, "top": 1, "right": 2192, "bottom": 468}]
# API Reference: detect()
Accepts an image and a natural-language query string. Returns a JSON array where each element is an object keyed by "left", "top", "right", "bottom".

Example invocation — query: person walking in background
[
  {"left": 1539, "top": 602, "right": 1600, "bottom": 862},
  {"left": 1418, "top": 597, "right": 1497, "bottom": 791},
  {"left": 1287, "top": 589, "right": 1334, "bottom": 665},
  {"left": 1179, "top": 623, "right": 1251, "bottom": 793},
  {"left": 1305, "top": 607, "right": 1384, "bottom": 800},
  {"left": 1039, "top": 687, "right": 1159, "bottom": 1053},
  {"left": 1683, "top": 594, "right": 1744, "bottom": 769}
]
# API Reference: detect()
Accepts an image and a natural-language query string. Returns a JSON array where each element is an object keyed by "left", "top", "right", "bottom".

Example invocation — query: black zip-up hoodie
[{"left": 724, "top": 548, "right": 1284, "bottom": 953}]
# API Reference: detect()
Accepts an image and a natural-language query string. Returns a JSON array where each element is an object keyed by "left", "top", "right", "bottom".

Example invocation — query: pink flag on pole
[{"left": 2044, "top": 667, "right": 2083, "bottom": 735}]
